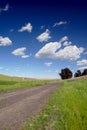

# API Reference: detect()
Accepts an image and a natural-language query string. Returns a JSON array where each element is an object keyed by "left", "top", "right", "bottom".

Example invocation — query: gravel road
[{"left": 0, "top": 83, "right": 61, "bottom": 130}]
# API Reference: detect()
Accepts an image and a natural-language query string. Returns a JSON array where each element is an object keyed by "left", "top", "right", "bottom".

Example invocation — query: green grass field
[
  {"left": 22, "top": 78, "right": 87, "bottom": 130},
  {"left": 0, "top": 75, "right": 58, "bottom": 92}
]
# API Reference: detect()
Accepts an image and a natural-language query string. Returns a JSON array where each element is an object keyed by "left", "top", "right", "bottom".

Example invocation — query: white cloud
[
  {"left": 3, "top": 4, "right": 9, "bottom": 11},
  {"left": 18, "top": 23, "right": 33, "bottom": 32},
  {"left": 58, "top": 36, "right": 72, "bottom": 46},
  {"left": 59, "top": 36, "right": 68, "bottom": 43},
  {"left": 12, "top": 47, "right": 29, "bottom": 58},
  {"left": 56, "top": 46, "right": 84, "bottom": 60},
  {"left": 35, "top": 40, "right": 84, "bottom": 61},
  {"left": 35, "top": 41, "right": 61, "bottom": 58},
  {"left": 12, "top": 47, "right": 26, "bottom": 56},
  {"left": 53, "top": 21, "right": 67, "bottom": 27},
  {"left": 77, "top": 59, "right": 87, "bottom": 66},
  {"left": 0, "top": 36, "right": 12, "bottom": 46},
  {"left": 35, "top": 35, "right": 84, "bottom": 61},
  {"left": 36, "top": 29, "right": 51, "bottom": 42},
  {"left": 0, "top": 4, "right": 9, "bottom": 13},
  {"left": 21, "top": 55, "right": 30, "bottom": 58},
  {"left": 63, "top": 41, "right": 72, "bottom": 46},
  {"left": 78, "top": 66, "right": 87, "bottom": 70},
  {"left": 44, "top": 62, "right": 52, "bottom": 67}
]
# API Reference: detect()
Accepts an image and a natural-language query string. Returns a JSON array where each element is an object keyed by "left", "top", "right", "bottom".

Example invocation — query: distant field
[
  {"left": 0, "top": 74, "right": 36, "bottom": 81},
  {"left": 23, "top": 78, "right": 87, "bottom": 130},
  {"left": 0, "top": 75, "right": 58, "bottom": 92}
]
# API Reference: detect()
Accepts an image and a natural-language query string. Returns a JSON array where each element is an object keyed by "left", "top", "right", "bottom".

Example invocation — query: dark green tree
[
  {"left": 59, "top": 68, "right": 73, "bottom": 80},
  {"left": 74, "top": 70, "right": 82, "bottom": 77},
  {"left": 82, "top": 69, "right": 87, "bottom": 76}
]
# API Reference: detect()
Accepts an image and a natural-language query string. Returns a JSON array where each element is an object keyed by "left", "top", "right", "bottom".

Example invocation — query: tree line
[{"left": 59, "top": 68, "right": 87, "bottom": 80}]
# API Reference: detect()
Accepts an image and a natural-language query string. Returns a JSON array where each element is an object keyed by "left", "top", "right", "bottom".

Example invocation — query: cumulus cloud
[
  {"left": 0, "top": 4, "right": 9, "bottom": 13},
  {"left": 44, "top": 62, "right": 52, "bottom": 67},
  {"left": 12, "top": 47, "right": 29, "bottom": 58},
  {"left": 53, "top": 21, "right": 67, "bottom": 27},
  {"left": 56, "top": 46, "right": 84, "bottom": 60},
  {"left": 59, "top": 36, "right": 68, "bottom": 43},
  {"left": 78, "top": 66, "right": 87, "bottom": 70},
  {"left": 63, "top": 41, "right": 72, "bottom": 46},
  {"left": 35, "top": 39, "right": 84, "bottom": 61},
  {"left": 77, "top": 59, "right": 87, "bottom": 66},
  {"left": 0, "top": 36, "right": 12, "bottom": 46},
  {"left": 35, "top": 41, "right": 61, "bottom": 58},
  {"left": 36, "top": 29, "right": 51, "bottom": 42},
  {"left": 59, "top": 36, "right": 72, "bottom": 46},
  {"left": 18, "top": 23, "right": 33, "bottom": 32}
]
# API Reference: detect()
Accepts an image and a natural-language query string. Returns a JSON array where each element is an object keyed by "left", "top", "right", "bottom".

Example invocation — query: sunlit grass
[
  {"left": 0, "top": 75, "right": 58, "bottom": 92},
  {"left": 22, "top": 78, "right": 87, "bottom": 130}
]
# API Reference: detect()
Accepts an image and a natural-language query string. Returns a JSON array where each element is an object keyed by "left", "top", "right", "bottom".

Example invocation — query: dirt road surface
[{"left": 0, "top": 83, "right": 61, "bottom": 130}]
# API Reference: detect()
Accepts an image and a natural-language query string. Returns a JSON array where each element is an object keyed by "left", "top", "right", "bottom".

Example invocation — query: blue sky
[{"left": 0, "top": 0, "right": 87, "bottom": 79}]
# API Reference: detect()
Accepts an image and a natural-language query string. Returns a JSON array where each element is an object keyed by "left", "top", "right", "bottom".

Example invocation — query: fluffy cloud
[
  {"left": 36, "top": 29, "right": 51, "bottom": 42},
  {"left": 59, "top": 36, "right": 68, "bottom": 43},
  {"left": 44, "top": 62, "right": 52, "bottom": 67},
  {"left": 77, "top": 59, "right": 87, "bottom": 66},
  {"left": 35, "top": 40, "right": 84, "bottom": 61},
  {"left": 0, "top": 4, "right": 9, "bottom": 13},
  {"left": 21, "top": 55, "right": 30, "bottom": 58},
  {"left": 18, "top": 23, "right": 33, "bottom": 32},
  {"left": 35, "top": 42, "right": 61, "bottom": 58},
  {"left": 12, "top": 47, "right": 29, "bottom": 58},
  {"left": 59, "top": 36, "right": 72, "bottom": 46},
  {"left": 78, "top": 66, "right": 87, "bottom": 70},
  {"left": 53, "top": 21, "right": 67, "bottom": 27},
  {"left": 35, "top": 36, "right": 84, "bottom": 61},
  {"left": 56, "top": 46, "right": 84, "bottom": 60},
  {"left": 0, "top": 36, "right": 12, "bottom": 46},
  {"left": 63, "top": 41, "right": 72, "bottom": 46}
]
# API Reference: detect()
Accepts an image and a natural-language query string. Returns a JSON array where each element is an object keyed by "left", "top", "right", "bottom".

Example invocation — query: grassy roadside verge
[
  {"left": 22, "top": 78, "right": 87, "bottom": 130},
  {"left": 0, "top": 79, "right": 58, "bottom": 92}
]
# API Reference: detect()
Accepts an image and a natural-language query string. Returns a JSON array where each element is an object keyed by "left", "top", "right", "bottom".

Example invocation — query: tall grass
[
  {"left": 0, "top": 75, "right": 58, "bottom": 92},
  {"left": 22, "top": 78, "right": 87, "bottom": 130}
]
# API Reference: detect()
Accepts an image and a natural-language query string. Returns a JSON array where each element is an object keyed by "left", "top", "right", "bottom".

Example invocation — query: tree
[
  {"left": 74, "top": 70, "right": 82, "bottom": 77},
  {"left": 82, "top": 69, "right": 87, "bottom": 76},
  {"left": 59, "top": 68, "right": 73, "bottom": 80}
]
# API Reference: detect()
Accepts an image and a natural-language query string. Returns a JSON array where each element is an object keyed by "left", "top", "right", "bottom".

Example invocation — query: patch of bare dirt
[{"left": 0, "top": 83, "right": 61, "bottom": 130}]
